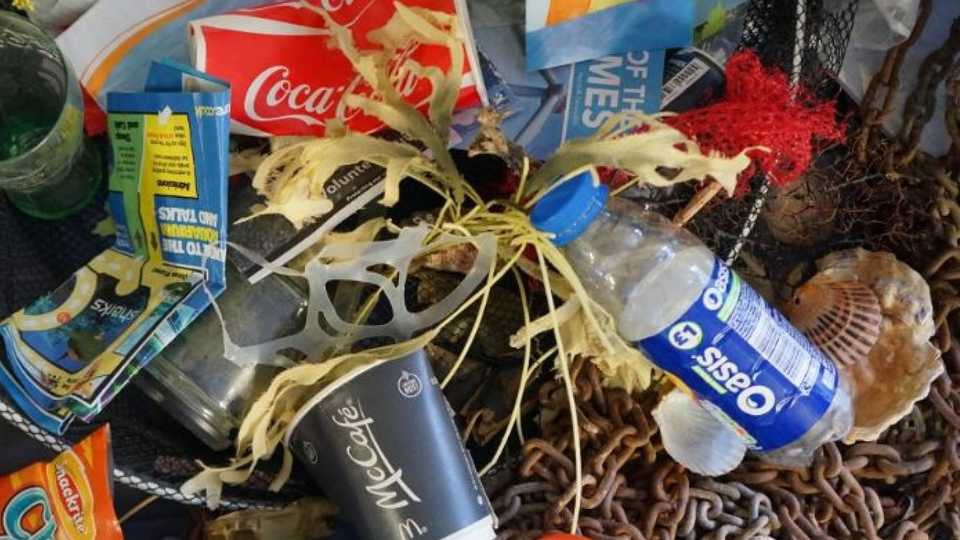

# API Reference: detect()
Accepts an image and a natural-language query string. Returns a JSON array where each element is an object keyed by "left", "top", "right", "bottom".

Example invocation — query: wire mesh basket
[{"left": 0, "top": 0, "right": 860, "bottom": 512}]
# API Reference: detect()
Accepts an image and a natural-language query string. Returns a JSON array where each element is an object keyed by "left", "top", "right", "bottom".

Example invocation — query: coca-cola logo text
[
  {"left": 331, "top": 401, "right": 422, "bottom": 510},
  {"left": 244, "top": 65, "right": 363, "bottom": 126},
  {"left": 243, "top": 47, "right": 427, "bottom": 129}
]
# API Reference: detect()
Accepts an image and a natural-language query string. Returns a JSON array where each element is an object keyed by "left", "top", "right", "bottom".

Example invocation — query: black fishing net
[
  {"left": 0, "top": 0, "right": 862, "bottom": 511},
  {"left": 740, "top": 0, "right": 858, "bottom": 96}
]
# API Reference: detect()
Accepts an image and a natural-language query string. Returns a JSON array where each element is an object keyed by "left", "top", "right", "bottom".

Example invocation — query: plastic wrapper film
[{"left": 0, "top": 425, "right": 122, "bottom": 540}]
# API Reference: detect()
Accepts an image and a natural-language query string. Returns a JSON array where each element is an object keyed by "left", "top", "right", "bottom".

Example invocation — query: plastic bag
[{"left": 847, "top": 0, "right": 920, "bottom": 50}]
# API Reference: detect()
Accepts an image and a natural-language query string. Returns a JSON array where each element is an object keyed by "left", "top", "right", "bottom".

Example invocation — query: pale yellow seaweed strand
[
  {"left": 440, "top": 221, "right": 473, "bottom": 238},
  {"left": 392, "top": 4, "right": 463, "bottom": 139},
  {"left": 306, "top": 3, "right": 463, "bottom": 184},
  {"left": 479, "top": 347, "right": 558, "bottom": 476},
  {"left": 515, "top": 157, "right": 530, "bottom": 206},
  {"left": 440, "top": 244, "right": 525, "bottom": 388},
  {"left": 534, "top": 245, "right": 583, "bottom": 532},
  {"left": 478, "top": 267, "right": 536, "bottom": 475}
]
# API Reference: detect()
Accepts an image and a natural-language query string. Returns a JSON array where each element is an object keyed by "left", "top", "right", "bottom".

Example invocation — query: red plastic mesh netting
[{"left": 665, "top": 49, "right": 844, "bottom": 195}]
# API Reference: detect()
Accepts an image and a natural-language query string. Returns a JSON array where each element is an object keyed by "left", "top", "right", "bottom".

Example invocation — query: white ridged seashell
[
  {"left": 653, "top": 389, "right": 747, "bottom": 476},
  {"left": 783, "top": 276, "right": 882, "bottom": 367}
]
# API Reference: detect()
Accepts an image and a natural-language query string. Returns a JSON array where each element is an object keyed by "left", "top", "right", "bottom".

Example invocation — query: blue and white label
[{"left": 638, "top": 259, "right": 838, "bottom": 451}]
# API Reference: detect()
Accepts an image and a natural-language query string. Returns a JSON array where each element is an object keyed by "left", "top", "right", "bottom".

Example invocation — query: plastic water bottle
[{"left": 531, "top": 167, "right": 852, "bottom": 471}]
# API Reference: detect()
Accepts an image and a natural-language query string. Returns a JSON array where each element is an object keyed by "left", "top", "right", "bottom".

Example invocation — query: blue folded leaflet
[{"left": 0, "top": 61, "right": 230, "bottom": 433}]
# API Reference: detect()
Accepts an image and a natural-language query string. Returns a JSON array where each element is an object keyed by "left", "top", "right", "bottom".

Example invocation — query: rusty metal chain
[
  {"left": 855, "top": 0, "right": 932, "bottom": 164},
  {"left": 492, "top": 327, "right": 960, "bottom": 538},
  {"left": 891, "top": 17, "right": 960, "bottom": 170},
  {"left": 494, "top": 360, "right": 785, "bottom": 539}
]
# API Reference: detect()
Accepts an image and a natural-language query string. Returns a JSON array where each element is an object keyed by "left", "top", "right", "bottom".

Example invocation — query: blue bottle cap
[{"left": 530, "top": 166, "right": 609, "bottom": 246}]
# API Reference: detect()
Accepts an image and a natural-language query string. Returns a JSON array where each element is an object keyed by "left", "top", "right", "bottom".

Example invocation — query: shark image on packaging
[{"left": 0, "top": 61, "right": 231, "bottom": 433}]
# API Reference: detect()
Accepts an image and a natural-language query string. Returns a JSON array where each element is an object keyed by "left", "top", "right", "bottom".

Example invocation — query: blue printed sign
[{"left": 563, "top": 50, "right": 665, "bottom": 141}]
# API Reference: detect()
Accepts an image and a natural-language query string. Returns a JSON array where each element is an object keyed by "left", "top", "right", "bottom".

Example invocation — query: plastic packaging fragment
[
  {"left": 0, "top": 61, "right": 230, "bottom": 433},
  {"left": 214, "top": 225, "right": 496, "bottom": 368},
  {"left": 0, "top": 425, "right": 122, "bottom": 540}
]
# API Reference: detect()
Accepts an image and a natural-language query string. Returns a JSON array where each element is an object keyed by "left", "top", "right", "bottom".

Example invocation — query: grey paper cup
[{"left": 286, "top": 350, "right": 495, "bottom": 540}]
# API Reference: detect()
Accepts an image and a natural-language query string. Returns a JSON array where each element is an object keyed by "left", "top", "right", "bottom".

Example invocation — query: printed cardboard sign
[
  {"left": 563, "top": 50, "right": 665, "bottom": 140},
  {"left": 0, "top": 61, "right": 230, "bottom": 433}
]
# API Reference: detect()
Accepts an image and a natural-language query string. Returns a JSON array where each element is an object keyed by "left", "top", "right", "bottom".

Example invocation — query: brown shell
[
  {"left": 783, "top": 276, "right": 882, "bottom": 367},
  {"left": 785, "top": 249, "right": 943, "bottom": 443},
  {"left": 762, "top": 172, "right": 837, "bottom": 247}
]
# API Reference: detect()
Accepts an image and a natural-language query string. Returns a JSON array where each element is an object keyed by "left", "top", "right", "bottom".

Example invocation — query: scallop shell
[
  {"left": 782, "top": 276, "right": 883, "bottom": 367},
  {"left": 816, "top": 249, "right": 936, "bottom": 337},
  {"left": 844, "top": 328, "right": 942, "bottom": 443},
  {"left": 786, "top": 249, "right": 943, "bottom": 443},
  {"left": 653, "top": 389, "right": 747, "bottom": 476}
]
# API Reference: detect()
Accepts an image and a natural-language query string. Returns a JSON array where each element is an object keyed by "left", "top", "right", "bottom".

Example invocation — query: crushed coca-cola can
[{"left": 189, "top": 0, "right": 485, "bottom": 137}]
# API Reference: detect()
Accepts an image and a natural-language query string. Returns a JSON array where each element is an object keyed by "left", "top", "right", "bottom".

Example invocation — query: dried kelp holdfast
[{"left": 530, "top": 166, "right": 854, "bottom": 475}]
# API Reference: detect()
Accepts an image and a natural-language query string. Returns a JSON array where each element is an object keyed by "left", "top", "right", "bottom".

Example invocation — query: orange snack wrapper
[{"left": 0, "top": 425, "right": 122, "bottom": 539}]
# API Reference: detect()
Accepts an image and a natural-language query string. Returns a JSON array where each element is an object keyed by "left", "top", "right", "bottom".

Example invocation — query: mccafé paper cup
[{"left": 286, "top": 350, "right": 495, "bottom": 540}]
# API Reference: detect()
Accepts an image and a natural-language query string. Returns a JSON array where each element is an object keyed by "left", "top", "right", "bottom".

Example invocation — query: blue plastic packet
[{"left": 0, "top": 61, "right": 230, "bottom": 433}]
